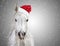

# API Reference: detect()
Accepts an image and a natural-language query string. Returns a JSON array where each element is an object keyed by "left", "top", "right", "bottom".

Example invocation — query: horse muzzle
[{"left": 18, "top": 31, "right": 26, "bottom": 40}]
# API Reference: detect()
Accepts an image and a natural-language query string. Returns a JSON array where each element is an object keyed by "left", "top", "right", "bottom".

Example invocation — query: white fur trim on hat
[{"left": 18, "top": 7, "right": 29, "bottom": 19}]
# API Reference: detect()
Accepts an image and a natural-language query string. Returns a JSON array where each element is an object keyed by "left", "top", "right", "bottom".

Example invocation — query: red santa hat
[
  {"left": 20, "top": 5, "right": 31, "bottom": 13},
  {"left": 17, "top": 5, "right": 31, "bottom": 19}
]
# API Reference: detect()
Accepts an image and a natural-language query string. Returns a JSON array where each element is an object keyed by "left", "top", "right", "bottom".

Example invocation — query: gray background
[{"left": 0, "top": 0, "right": 60, "bottom": 46}]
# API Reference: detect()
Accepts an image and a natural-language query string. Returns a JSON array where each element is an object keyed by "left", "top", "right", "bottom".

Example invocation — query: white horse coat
[{"left": 8, "top": 12, "right": 34, "bottom": 46}]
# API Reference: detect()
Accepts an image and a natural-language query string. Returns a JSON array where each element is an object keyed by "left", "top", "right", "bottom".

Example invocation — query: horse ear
[{"left": 15, "top": 6, "right": 18, "bottom": 12}]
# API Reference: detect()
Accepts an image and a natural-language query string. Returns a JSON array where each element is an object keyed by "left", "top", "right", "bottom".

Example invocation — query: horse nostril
[
  {"left": 23, "top": 32, "right": 26, "bottom": 36},
  {"left": 18, "top": 31, "right": 26, "bottom": 40},
  {"left": 22, "top": 32, "right": 26, "bottom": 36},
  {"left": 18, "top": 32, "right": 26, "bottom": 36},
  {"left": 18, "top": 32, "right": 20, "bottom": 37}
]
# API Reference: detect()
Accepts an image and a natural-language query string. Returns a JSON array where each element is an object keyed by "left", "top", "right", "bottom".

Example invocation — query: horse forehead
[
  {"left": 15, "top": 15, "right": 20, "bottom": 19},
  {"left": 15, "top": 15, "right": 26, "bottom": 20}
]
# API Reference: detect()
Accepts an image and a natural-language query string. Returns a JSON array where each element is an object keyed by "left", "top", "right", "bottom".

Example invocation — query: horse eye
[
  {"left": 15, "top": 19, "right": 17, "bottom": 22},
  {"left": 26, "top": 19, "right": 28, "bottom": 22}
]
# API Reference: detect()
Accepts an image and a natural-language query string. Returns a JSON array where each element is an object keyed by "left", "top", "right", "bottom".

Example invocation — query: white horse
[{"left": 8, "top": 7, "right": 34, "bottom": 46}]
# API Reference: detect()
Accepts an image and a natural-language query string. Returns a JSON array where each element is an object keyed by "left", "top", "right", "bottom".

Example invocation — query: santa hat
[{"left": 16, "top": 5, "right": 31, "bottom": 19}]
